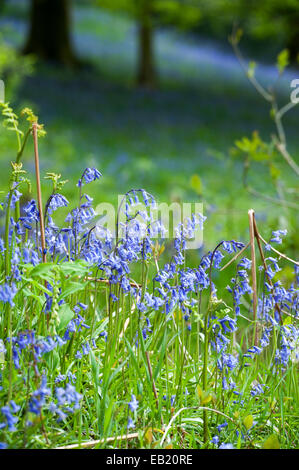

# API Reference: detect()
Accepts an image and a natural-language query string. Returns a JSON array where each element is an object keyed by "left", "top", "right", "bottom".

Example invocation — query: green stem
[
  {"left": 4, "top": 190, "right": 13, "bottom": 277},
  {"left": 202, "top": 309, "right": 210, "bottom": 444},
  {"left": 7, "top": 304, "right": 13, "bottom": 403}
]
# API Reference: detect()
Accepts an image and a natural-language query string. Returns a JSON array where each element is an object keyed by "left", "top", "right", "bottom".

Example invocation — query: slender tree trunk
[
  {"left": 279, "top": 8, "right": 299, "bottom": 64},
  {"left": 23, "top": 0, "right": 77, "bottom": 66},
  {"left": 136, "top": 4, "right": 156, "bottom": 88},
  {"left": 0, "top": 0, "right": 5, "bottom": 13},
  {"left": 286, "top": 28, "right": 299, "bottom": 64}
]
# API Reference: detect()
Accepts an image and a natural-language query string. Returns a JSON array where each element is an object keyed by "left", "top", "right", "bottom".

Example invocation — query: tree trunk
[
  {"left": 286, "top": 28, "right": 299, "bottom": 64},
  {"left": 23, "top": 0, "right": 77, "bottom": 66},
  {"left": 137, "top": 11, "right": 156, "bottom": 88},
  {"left": 279, "top": 8, "right": 299, "bottom": 64},
  {"left": 0, "top": 0, "right": 5, "bottom": 13}
]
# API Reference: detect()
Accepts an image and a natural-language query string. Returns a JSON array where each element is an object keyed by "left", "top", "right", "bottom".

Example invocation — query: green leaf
[
  {"left": 90, "top": 350, "right": 100, "bottom": 388},
  {"left": 232, "top": 28, "right": 243, "bottom": 45},
  {"left": 22, "top": 278, "right": 53, "bottom": 297},
  {"left": 138, "top": 326, "right": 151, "bottom": 385},
  {"left": 263, "top": 434, "right": 280, "bottom": 449},
  {"left": 277, "top": 49, "right": 289, "bottom": 75},
  {"left": 144, "top": 427, "right": 153, "bottom": 445},
  {"left": 197, "top": 385, "right": 212, "bottom": 405},
  {"left": 201, "top": 393, "right": 213, "bottom": 405},
  {"left": 190, "top": 174, "right": 202, "bottom": 195},
  {"left": 153, "top": 330, "right": 167, "bottom": 381},
  {"left": 58, "top": 260, "right": 89, "bottom": 277},
  {"left": 270, "top": 163, "right": 281, "bottom": 180},
  {"left": 251, "top": 152, "right": 270, "bottom": 162},
  {"left": 103, "top": 398, "right": 114, "bottom": 436},
  {"left": 243, "top": 415, "right": 254, "bottom": 430},
  {"left": 44, "top": 349, "right": 59, "bottom": 370},
  {"left": 29, "top": 262, "right": 56, "bottom": 280},
  {"left": 247, "top": 61, "right": 256, "bottom": 79},
  {"left": 283, "top": 316, "right": 292, "bottom": 326},
  {"left": 57, "top": 304, "right": 75, "bottom": 331},
  {"left": 22, "top": 287, "right": 45, "bottom": 306},
  {"left": 124, "top": 338, "right": 143, "bottom": 383},
  {"left": 58, "top": 281, "right": 88, "bottom": 300}
]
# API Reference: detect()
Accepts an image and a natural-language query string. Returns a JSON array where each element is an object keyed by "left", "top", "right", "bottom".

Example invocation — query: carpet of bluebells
[{"left": 0, "top": 111, "right": 298, "bottom": 450}]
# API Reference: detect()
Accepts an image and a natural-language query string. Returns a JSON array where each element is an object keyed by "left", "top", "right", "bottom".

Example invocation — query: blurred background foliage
[{"left": 0, "top": 0, "right": 298, "bottom": 259}]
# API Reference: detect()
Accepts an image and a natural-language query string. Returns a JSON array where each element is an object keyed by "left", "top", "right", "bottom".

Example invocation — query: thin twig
[
  {"left": 257, "top": 233, "right": 299, "bottom": 266},
  {"left": 274, "top": 139, "right": 299, "bottom": 177},
  {"left": 276, "top": 100, "right": 298, "bottom": 120},
  {"left": 252, "top": 215, "right": 282, "bottom": 325},
  {"left": 159, "top": 406, "right": 236, "bottom": 447},
  {"left": 32, "top": 122, "right": 46, "bottom": 263},
  {"left": 247, "top": 186, "right": 299, "bottom": 210},
  {"left": 56, "top": 432, "right": 139, "bottom": 449},
  {"left": 248, "top": 209, "right": 258, "bottom": 345},
  {"left": 230, "top": 30, "right": 273, "bottom": 103},
  {"left": 231, "top": 26, "right": 299, "bottom": 202},
  {"left": 220, "top": 242, "right": 250, "bottom": 271},
  {"left": 86, "top": 277, "right": 142, "bottom": 289}
]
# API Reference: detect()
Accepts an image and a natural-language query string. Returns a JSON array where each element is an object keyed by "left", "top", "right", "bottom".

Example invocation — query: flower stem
[{"left": 32, "top": 122, "right": 46, "bottom": 263}]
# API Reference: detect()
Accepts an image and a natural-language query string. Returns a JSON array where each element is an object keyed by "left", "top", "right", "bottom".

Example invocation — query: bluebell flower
[
  {"left": 0, "top": 401, "right": 20, "bottom": 431},
  {"left": 77, "top": 168, "right": 102, "bottom": 187},
  {"left": 12, "top": 347, "right": 20, "bottom": 369},
  {"left": 9, "top": 401, "right": 20, "bottom": 414},
  {"left": 0, "top": 283, "right": 17, "bottom": 307},
  {"left": 81, "top": 341, "right": 91, "bottom": 355},
  {"left": 222, "top": 376, "right": 229, "bottom": 390},
  {"left": 210, "top": 331, "right": 230, "bottom": 354},
  {"left": 250, "top": 383, "right": 268, "bottom": 397},
  {"left": 66, "top": 372, "right": 76, "bottom": 385},
  {"left": 55, "top": 374, "right": 66, "bottom": 384},
  {"left": 275, "top": 325, "right": 299, "bottom": 367},
  {"left": 211, "top": 436, "right": 219, "bottom": 445},
  {"left": 28, "top": 375, "right": 51, "bottom": 415},
  {"left": 73, "top": 302, "right": 88, "bottom": 313},
  {"left": 217, "top": 354, "right": 238, "bottom": 372},
  {"left": 217, "top": 421, "right": 228, "bottom": 433},
  {"left": 99, "top": 331, "right": 108, "bottom": 342},
  {"left": 110, "top": 293, "right": 118, "bottom": 302},
  {"left": 47, "top": 193, "right": 69, "bottom": 215},
  {"left": 270, "top": 229, "right": 287, "bottom": 244},
  {"left": 23, "top": 199, "right": 39, "bottom": 221},
  {"left": 128, "top": 394, "right": 139, "bottom": 412},
  {"left": 219, "top": 443, "right": 235, "bottom": 449},
  {"left": 56, "top": 335, "right": 67, "bottom": 347},
  {"left": 238, "top": 258, "right": 251, "bottom": 270},
  {"left": 49, "top": 402, "right": 68, "bottom": 422},
  {"left": 218, "top": 315, "right": 237, "bottom": 334},
  {"left": 55, "top": 383, "right": 82, "bottom": 411},
  {"left": 75, "top": 350, "right": 83, "bottom": 360},
  {"left": 6, "top": 186, "right": 22, "bottom": 210},
  {"left": 127, "top": 417, "right": 135, "bottom": 429},
  {"left": 260, "top": 327, "right": 272, "bottom": 348},
  {"left": 243, "top": 345, "right": 263, "bottom": 359}
]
